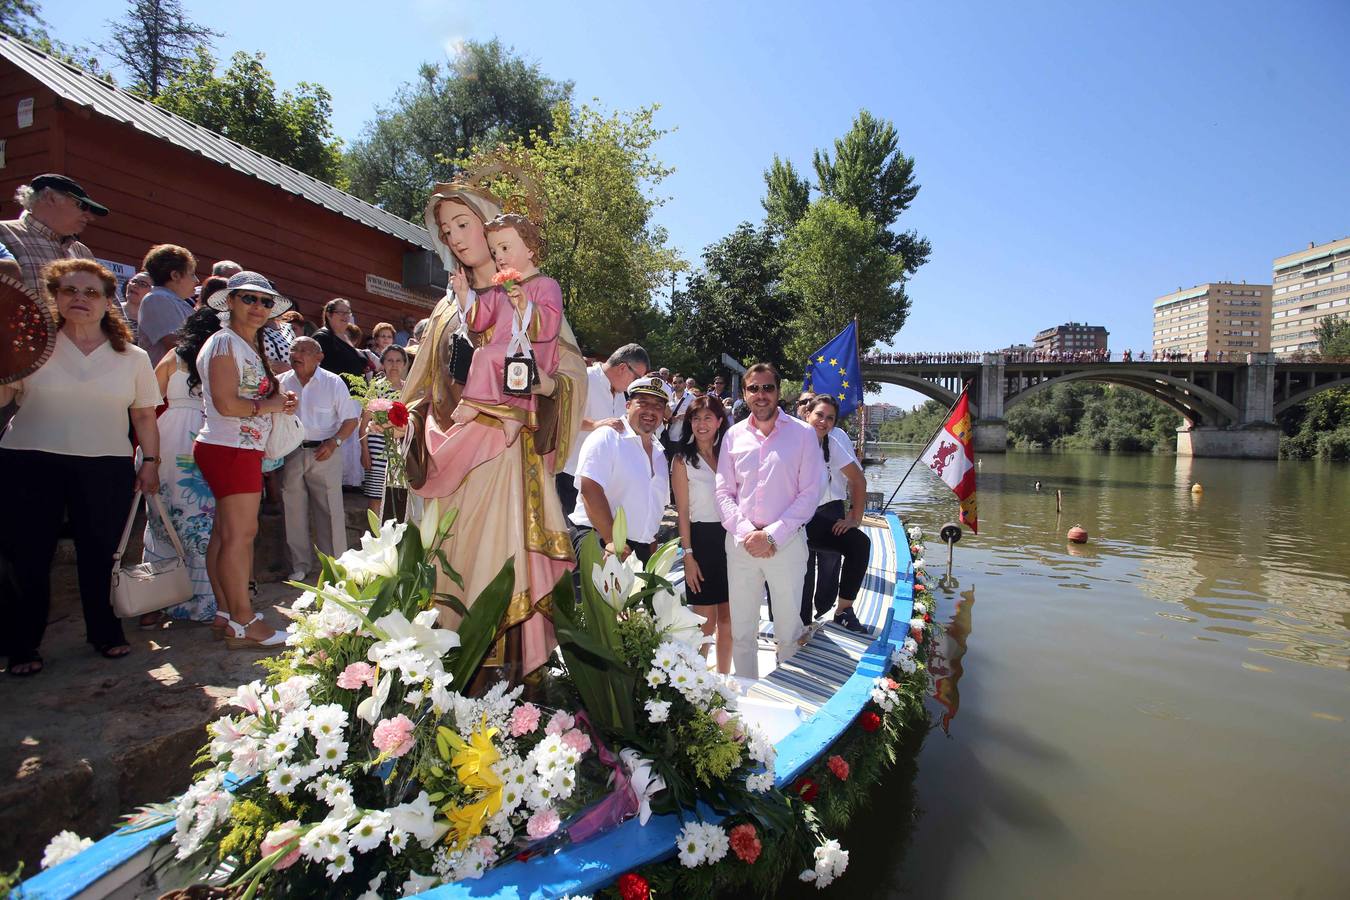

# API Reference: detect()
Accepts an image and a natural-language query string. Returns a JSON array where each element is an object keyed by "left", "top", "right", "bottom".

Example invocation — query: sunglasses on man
[{"left": 745, "top": 383, "right": 778, "bottom": 394}]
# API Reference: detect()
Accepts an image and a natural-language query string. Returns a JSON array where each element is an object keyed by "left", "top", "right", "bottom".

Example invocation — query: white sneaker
[{"left": 288, "top": 568, "right": 309, "bottom": 582}]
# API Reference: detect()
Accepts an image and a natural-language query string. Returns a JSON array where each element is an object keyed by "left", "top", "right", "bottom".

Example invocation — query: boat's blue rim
[{"left": 20, "top": 514, "right": 914, "bottom": 900}]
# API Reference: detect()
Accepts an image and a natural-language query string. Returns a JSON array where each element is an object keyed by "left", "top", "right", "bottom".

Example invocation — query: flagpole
[
  {"left": 881, "top": 382, "right": 969, "bottom": 513},
  {"left": 852, "top": 316, "right": 865, "bottom": 460}
]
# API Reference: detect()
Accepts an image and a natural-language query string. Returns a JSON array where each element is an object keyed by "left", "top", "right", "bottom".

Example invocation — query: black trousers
[
  {"left": 570, "top": 524, "right": 653, "bottom": 566},
  {"left": 0, "top": 449, "right": 134, "bottom": 657},
  {"left": 800, "top": 501, "right": 871, "bottom": 622},
  {"left": 555, "top": 472, "right": 578, "bottom": 520}
]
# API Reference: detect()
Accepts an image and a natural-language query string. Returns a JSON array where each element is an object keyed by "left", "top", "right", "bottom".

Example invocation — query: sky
[{"left": 59, "top": 0, "right": 1350, "bottom": 408}]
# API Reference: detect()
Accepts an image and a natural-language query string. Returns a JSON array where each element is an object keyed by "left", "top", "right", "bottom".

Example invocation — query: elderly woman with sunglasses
[
  {"left": 193, "top": 272, "right": 298, "bottom": 650},
  {"left": 0, "top": 259, "right": 162, "bottom": 675}
]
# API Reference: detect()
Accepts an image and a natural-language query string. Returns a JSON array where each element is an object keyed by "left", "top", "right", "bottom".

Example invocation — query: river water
[{"left": 844, "top": 448, "right": 1350, "bottom": 899}]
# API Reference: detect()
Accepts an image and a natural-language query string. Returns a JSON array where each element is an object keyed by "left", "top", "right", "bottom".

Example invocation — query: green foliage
[
  {"left": 459, "top": 101, "right": 684, "bottom": 351},
  {"left": 100, "top": 0, "right": 221, "bottom": 99},
  {"left": 762, "top": 154, "right": 810, "bottom": 235},
  {"left": 675, "top": 708, "right": 745, "bottom": 787},
  {"left": 778, "top": 197, "right": 907, "bottom": 364},
  {"left": 1005, "top": 382, "right": 1182, "bottom": 452},
  {"left": 155, "top": 48, "right": 344, "bottom": 184},
  {"left": 0, "top": 0, "right": 106, "bottom": 74},
  {"left": 1315, "top": 313, "right": 1350, "bottom": 357},
  {"left": 1279, "top": 384, "right": 1350, "bottom": 460},
  {"left": 667, "top": 222, "right": 793, "bottom": 376},
  {"left": 344, "top": 39, "right": 572, "bottom": 221},
  {"left": 878, "top": 399, "right": 949, "bottom": 444}
]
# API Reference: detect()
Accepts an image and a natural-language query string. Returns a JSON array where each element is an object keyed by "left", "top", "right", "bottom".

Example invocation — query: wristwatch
[
  {"left": 141, "top": 456, "right": 159, "bottom": 463},
  {"left": 334, "top": 437, "right": 344, "bottom": 447}
]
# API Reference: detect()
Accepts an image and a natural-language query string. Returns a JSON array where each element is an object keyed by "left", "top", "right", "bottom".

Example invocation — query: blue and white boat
[{"left": 20, "top": 512, "right": 916, "bottom": 900}]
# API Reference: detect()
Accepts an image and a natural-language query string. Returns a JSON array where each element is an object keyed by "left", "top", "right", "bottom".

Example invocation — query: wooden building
[{"left": 0, "top": 34, "right": 446, "bottom": 329}]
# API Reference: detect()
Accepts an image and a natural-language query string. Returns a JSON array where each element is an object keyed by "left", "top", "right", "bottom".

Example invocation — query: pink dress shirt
[{"left": 715, "top": 409, "right": 825, "bottom": 545}]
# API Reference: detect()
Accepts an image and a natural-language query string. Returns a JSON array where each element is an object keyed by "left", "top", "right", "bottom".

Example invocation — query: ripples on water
[{"left": 849, "top": 448, "right": 1350, "bottom": 900}]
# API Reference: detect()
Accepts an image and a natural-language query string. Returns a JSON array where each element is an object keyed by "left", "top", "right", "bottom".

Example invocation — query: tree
[
  {"left": 762, "top": 154, "right": 810, "bottom": 235},
  {"left": 458, "top": 101, "right": 683, "bottom": 351},
  {"left": 155, "top": 48, "right": 344, "bottom": 184},
  {"left": 813, "top": 109, "right": 931, "bottom": 272},
  {"left": 100, "top": 0, "right": 220, "bottom": 99},
  {"left": 1, "top": 0, "right": 105, "bottom": 74},
  {"left": 777, "top": 197, "right": 907, "bottom": 365},
  {"left": 670, "top": 222, "right": 792, "bottom": 377},
  {"left": 345, "top": 40, "right": 572, "bottom": 220},
  {"left": 1315, "top": 314, "right": 1350, "bottom": 358}
]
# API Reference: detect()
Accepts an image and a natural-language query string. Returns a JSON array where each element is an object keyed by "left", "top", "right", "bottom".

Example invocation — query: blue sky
[{"left": 60, "top": 0, "right": 1350, "bottom": 407}]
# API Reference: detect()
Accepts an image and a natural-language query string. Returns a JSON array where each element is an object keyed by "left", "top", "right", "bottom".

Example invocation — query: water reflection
[{"left": 929, "top": 587, "right": 974, "bottom": 734}]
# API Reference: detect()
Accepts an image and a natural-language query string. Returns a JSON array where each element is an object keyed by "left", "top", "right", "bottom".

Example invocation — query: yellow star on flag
[
  {"left": 829, "top": 358, "right": 838, "bottom": 366},
  {"left": 837, "top": 393, "right": 845, "bottom": 401},
  {"left": 838, "top": 367, "right": 846, "bottom": 375},
  {"left": 842, "top": 380, "right": 849, "bottom": 388},
  {"left": 817, "top": 355, "right": 825, "bottom": 363}
]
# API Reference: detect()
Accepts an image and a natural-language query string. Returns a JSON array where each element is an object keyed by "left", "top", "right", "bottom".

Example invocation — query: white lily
[
  {"left": 417, "top": 496, "right": 440, "bottom": 550},
  {"left": 591, "top": 553, "right": 638, "bottom": 612},
  {"left": 652, "top": 587, "right": 708, "bottom": 649},
  {"left": 355, "top": 672, "right": 391, "bottom": 725},
  {"left": 369, "top": 609, "right": 460, "bottom": 663},
  {"left": 390, "top": 791, "right": 449, "bottom": 848},
  {"left": 619, "top": 748, "right": 667, "bottom": 826}
]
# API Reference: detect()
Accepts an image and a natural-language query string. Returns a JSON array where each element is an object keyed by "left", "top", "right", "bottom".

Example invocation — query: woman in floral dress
[{"left": 141, "top": 308, "right": 222, "bottom": 627}]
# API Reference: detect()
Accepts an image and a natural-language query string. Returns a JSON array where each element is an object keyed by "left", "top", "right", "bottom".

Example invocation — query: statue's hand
[{"left": 452, "top": 269, "right": 470, "bottom": 305}]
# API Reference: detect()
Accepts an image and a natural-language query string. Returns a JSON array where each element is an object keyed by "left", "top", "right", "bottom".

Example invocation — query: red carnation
[
  {"left": 859, "top": 711, "right": 881, "bottom": 733},
  {"left": 827, "top": 754, "right": 850, "bottom": 781},
  {"left": 793, "top": 776, "right": 819, "bottom": 803},
  {"left": 729, "top": 823, "right": 762, "bottom": 864},
  {"left": 617, "top": 872, "right": 650, "bottom": 900},
  {"left": 915, "top": 583, "right": 927, "bottom": 593},
  {"left": 387, "top": 401, "right": 409, "bottom": 428},
  {"left": 924, "top": 612, "right": 932, "bottom": 622}
]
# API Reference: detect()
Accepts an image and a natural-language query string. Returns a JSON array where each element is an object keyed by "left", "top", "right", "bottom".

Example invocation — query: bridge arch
[
  {"left": 862, "top": 370, "right": 961, "bottom": 411},
  {"left": 1004, "top": 367, "right": 1241, "bottom": 427},
  {"left": 1273, "top": 374, "right": 1350, "bottom": 418}
]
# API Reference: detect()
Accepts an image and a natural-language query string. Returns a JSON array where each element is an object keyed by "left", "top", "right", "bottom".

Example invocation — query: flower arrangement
[{"left": 149, "top": 501, "right": 609, "bottom": 897}]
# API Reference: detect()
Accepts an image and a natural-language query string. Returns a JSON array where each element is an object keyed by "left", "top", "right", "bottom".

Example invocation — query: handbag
[
  {"left": 265, "top": 411, "right": 305, "bottom": 461},
  {"left": 111, "top": 491, "right": 192, "bottom": 618}
]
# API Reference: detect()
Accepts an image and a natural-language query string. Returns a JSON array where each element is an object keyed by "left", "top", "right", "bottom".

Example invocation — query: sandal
[
  {"left": 224, "top": 613, "right": 285, "bottom": 651},
  {"left": 94, "top": 642, "right": 132, "bottom": 659},
  {"left": 139, "top": 611, "right": 168, "bottom": 631},
  {"left": 7, "top": 652, "right": 43, "bottom": 677},
  {"left": 211, "top": 611, "right": 231, "bottom": 641}
]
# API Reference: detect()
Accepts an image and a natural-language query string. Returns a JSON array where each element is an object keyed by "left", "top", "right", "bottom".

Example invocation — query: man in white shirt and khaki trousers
[{"left": 279, "top": 337, "right": 361, "bottom": 580}]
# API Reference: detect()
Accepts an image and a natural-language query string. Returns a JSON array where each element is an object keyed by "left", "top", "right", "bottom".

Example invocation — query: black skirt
[{"left": 686, "top": 520, "right": 729, "bottom": 605}]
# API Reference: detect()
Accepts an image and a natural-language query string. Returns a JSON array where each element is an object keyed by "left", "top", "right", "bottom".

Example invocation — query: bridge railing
[{"left": 862, "top": 352, "right": 1350, "bottom": 366}]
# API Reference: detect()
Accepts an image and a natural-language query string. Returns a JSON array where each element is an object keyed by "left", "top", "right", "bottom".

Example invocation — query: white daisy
[{"left": 645, "top": 699, "right": 671, "bottom": 723}]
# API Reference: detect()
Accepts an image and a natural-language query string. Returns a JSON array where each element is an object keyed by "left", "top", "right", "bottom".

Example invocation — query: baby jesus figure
[{"left": 448, "top": 212, "right": 561, "bottom": 447}]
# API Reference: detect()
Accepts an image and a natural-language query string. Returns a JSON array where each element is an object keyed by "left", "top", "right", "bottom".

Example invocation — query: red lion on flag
[{"left": 919, "top": 390, "right": 978, "bottom": 533}]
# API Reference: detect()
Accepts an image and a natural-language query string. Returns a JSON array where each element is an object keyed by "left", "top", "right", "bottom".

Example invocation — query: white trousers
[
  {"left": 725, "top": 529, "right": 808, "bottom": 679},
  {"left": 281, "top": 445, "right": 347, "bottom": 572}
]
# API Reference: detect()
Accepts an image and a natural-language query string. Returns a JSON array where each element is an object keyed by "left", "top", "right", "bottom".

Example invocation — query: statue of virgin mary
[{"left": 402, "top": 178, "right": 587, "bottom": 685}]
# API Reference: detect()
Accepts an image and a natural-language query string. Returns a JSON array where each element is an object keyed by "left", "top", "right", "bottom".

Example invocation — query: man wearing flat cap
[
  {"left": 569, "top": 374, "right": 672, "bottom": 564},
  {"left": 0, "top": 174, "right": 108, "bottom": 298}
]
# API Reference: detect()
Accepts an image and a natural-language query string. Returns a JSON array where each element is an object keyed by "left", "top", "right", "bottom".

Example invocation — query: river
[{"left": 841, "top": 448, "right": 1350, "bottom": 899}]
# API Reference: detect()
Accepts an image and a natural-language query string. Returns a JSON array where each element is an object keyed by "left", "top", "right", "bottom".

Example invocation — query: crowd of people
[
  {"left": 864, "top": 348, "right": 1254, "bottom": 365},
  {"left": 0, "top": 173, "right": 874, "bottom": 682}
]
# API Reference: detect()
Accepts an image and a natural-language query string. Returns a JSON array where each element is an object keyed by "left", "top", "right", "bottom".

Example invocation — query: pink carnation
[
  {"left": 827, "top": 754, "right": 850, "bottom": 781},
  {"left": 561, "top": 728, "right": 592, "bottom": 754},
  {"left": 259, "top": 820, "right": 303, "bottom": 870},
  {"left": 510, "top": 703, "right": 542, "bottom": 737},
  {"left": 336, "top": 662, "right": 376, "bottom": 690},
  {"left": 367, "top": 398, "right": 394, "bottom": 413},
  {"left": 544, "top": 710, "right": 575, "bottom": 736},
  {"left": 526, "top": 807, "right": 560, "bottom": 840},
  {"left": 372, "top": 714, "right": 416, "bottom": 758}
]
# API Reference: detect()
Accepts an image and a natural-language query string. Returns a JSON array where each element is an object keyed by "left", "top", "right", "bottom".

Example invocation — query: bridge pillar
[
  {"left": 973, "top": 353, "right": 1007, "bottom": 453},
  {"left": 1237, "top": 352, "right": 1278, "bottom": 424},
  {"left": 1176, "top": 424, "right": 1280, "bottom": 459}
]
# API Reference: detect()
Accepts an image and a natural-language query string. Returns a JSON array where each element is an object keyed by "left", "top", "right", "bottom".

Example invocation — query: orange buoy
[
  {"left": 1191, "top": 483, "right": 1203, "bottom": 494},
  {"left": 1067, "top": 524, "right": 1088, "bottom": 544}
]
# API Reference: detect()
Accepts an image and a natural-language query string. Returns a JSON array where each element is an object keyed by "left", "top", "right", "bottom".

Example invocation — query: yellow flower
[
  {"left": 446, "top": 716, "right": 502, "bottom": 792},
  {"left": 444, "top": 797, "right": 495, "bottom": 849}
]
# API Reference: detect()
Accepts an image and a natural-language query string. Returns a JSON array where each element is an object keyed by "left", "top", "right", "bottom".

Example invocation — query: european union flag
[{"left": 802, "top": 321, "right": 864, "bottom": 418}]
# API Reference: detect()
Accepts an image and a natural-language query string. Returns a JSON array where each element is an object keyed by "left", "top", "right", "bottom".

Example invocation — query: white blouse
[
  {"left": 195, "top": 328, "right": 274, "bottom": 451},
  {"left": 1, "top": 332, "right": 160, "bottom": 457},
  {"left": 820, "top": 428, "right": 860, "bottom": 505},
  {"left": 681, "top": 453, "right": 722, "bottom": 523}
]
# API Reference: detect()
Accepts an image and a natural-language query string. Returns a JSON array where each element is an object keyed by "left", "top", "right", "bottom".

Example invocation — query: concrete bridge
[{"left": 862, "top": 353, "right": 1350, "bottom": 458}]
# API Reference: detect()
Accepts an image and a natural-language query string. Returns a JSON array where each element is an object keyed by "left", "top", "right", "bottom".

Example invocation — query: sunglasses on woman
[{"left": 237, "top": 293, "right": 278, "bottom": 309}]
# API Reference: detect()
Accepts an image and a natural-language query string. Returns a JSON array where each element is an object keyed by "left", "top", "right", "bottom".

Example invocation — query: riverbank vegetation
[{"left": 1279, "top": 315, "right": 1350, "bottom": 461}]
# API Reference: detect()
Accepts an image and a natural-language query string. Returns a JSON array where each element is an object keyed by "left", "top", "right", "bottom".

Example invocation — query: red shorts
[{"left": 193, "top": 441, "right": 264, "bottom": 498}]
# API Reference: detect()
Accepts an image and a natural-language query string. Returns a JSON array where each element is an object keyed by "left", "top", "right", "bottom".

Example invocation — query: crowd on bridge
[
  {"left": 863, "top": 348, "right": 1248, "bottom": 365},
  {"left": 0, "top": 172, "right": 879, "bottom": 680}
]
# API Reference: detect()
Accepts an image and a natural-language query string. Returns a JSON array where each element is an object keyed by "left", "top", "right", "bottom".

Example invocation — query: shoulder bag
[{"left": 111, "top": 491, "right": 192, "bottom": 618}]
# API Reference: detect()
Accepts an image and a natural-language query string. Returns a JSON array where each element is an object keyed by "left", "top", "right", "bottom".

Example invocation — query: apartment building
[
  {"left": 1032, "top": 322, "right": 1109, "bottom": 354},
  {"left": 1270, "top": 237, "right": 1350, "bottom": 356},
  {"left": 1151, "top": 282, "right": 1271, "bottom": 357}
]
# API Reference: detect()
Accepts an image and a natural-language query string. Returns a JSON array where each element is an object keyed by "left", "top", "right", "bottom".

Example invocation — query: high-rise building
[
  {"left": 1270, "top": 237, "right": 1350, "bottom": 356},
  {"left": 1151, "top": 282, "right": 1271, "bottom": 357},
  {"left": 1032, "top": 322, "right": 1108, "bottom": 354}
]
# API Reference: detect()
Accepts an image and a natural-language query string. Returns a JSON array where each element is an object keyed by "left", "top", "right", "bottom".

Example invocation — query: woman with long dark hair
[
  {"left": 670, "top": 394, "right": 733, "bottom": 671},
  {"left": 194, "top": 272, "right": 297, "bottom": 650},
  {"left": 801, "top": 395, "right": 872, "bottom": 634},
  {"left": 138, "top": 308, "right": 223, "bottom": 630}
]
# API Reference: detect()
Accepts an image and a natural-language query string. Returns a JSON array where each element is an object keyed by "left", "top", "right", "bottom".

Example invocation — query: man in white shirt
[
  {"left": 570, "top": 375, "right": 670, "bottom": 564},
  {"left": 279, "top": 337, "right": 361, "bottom": 579},
  {"left": 663, "top": 374, "right": 693, "bottom": 450},
  {"left": 555, "top": 342, "right": 650, "bottom": 515}
]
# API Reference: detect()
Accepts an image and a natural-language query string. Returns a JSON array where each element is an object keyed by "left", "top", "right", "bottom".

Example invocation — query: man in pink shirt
[{"left": 715, "top": 362, "right": 825, "bottom": 677}]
